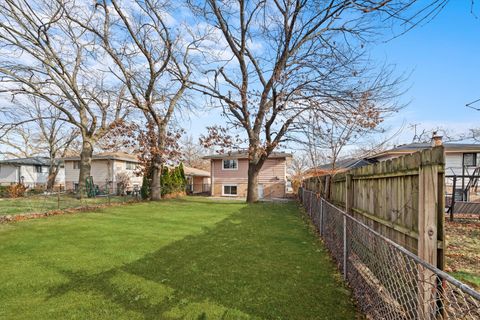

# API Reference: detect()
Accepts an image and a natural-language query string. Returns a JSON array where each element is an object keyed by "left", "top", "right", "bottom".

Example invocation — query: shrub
[
  {"left": 7, "top": 184, "right": 27, "bottom": 198},
  {"left": 140, "top": 176, "right": 151, "bottom": 200},
  {"left": 0, "top": 185, "right": 9, "bottom": 198}
]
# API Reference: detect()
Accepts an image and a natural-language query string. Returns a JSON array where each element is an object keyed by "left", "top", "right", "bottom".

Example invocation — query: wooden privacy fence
[{"left": 303, "top": 146, "right": 445, "bottom": 270}]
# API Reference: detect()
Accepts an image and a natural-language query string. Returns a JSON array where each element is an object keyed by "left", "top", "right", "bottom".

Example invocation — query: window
[
  {"left": 35, "top": 165, "right": 42, "bottom": 173},
  {"left": 73, "top": 161, "right": 80, "bottom": 169},
  {"left": 126, "top": 161, "right": 136, "bottom": 170},
  {"left": 223, "top": 185, "right": 237, "bottom": 196},
  {"left": 464, "top": 153, "right": 477, "bottom": 167},
  {"left": 222, "top": 159, "right": 238, "bottom": 170}
]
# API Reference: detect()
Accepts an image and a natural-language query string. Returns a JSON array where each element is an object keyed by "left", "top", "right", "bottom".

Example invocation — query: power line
[{"left": 466, "top": 97, "right": 480, "bottom": 110}]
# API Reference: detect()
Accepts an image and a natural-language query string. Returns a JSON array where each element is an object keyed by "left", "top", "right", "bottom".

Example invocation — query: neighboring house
[
  {"left": 184, "top": 166, "right": 211, "bottom": 194},
  {"left": 305, "top": 158, "right": 377, "bottom": 177},
  {"left": 0, "top": 157, "right": 65, "bottom": 188},
  {"left": 62, "top": 152, "right": 142, "bottom": 194},
  {"left": 204, "top": 151, "right": 292, "bottom": 199},
  {"left": 369, "top": 140, "right": 480, "bottom": 201}
]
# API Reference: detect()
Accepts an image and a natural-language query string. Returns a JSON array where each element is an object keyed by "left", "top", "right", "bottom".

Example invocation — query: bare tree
[
  {"left": 188, "top": 0, "right": 413, "bottom": 202},
  {"left": 0, "top": 0, "right": 129, "bottom": 197},
  {"left": 65, "top": 0, "right": 201, "bottom": 200},
  {"left": 0, "top": 126, "right": 41, "bottom": 159},
  {"left": 180, "top": 135, "right": 210, "bottom": 170},
  {"left": 301, "top": 97, "right": 388, "bottom": 172},
  {"left": 1, "top": 97, "right": 79, "bottom": 189}
]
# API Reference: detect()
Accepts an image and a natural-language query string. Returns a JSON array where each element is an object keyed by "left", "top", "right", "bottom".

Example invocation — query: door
[{"left": 258, "top": 184, "right": 264, "bottom": 199}]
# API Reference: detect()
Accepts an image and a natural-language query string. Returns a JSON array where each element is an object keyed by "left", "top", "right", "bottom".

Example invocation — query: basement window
[{"left": 222, "top": 185, "right": 238, "bottom": 196}]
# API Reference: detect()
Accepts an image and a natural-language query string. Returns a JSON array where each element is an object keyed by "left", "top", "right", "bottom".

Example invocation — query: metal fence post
[
  {"left": 309, "top": 190, "right": 313, "bottom": 217},
  {"left": 344, "top": 174, "right": 353, "bottom": 280},
  {"left": 320, "top": 198, "right": 324, "bottom": 237},
  {"left": 343, "top": 214, "right": 347, "bottom": 280}
]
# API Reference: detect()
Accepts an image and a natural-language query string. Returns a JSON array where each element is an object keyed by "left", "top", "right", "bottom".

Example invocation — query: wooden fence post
[
  {"left": 325, "top": 175, "right": 331, "bottom": 201},
  {"left": 418, "top": 150, "right": 440, "bottom": 319},
  {"left": 450, "top": 176, "right": 456, "bottom": 222}
]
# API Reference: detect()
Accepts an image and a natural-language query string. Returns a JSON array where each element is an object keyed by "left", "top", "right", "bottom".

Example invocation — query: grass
[
  {"left": 445, "top": 215, "right": 480, "bottom": 290},
  {"left": 0, "top": 194, "right": 130, "bottom": 216},
  {"left": 0, "top": 197, "right": 358, "bottom": 319}
]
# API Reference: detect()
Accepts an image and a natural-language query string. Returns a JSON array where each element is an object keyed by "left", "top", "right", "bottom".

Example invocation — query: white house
[
  {"left": 62, "top": 152, "right": 143, "bottom": 194},
  {"left": 369, "top": 141, "right": 480, "bottom": 201},
  {"left": 0, "top": 157, "right": 65, "bottom": 188}
]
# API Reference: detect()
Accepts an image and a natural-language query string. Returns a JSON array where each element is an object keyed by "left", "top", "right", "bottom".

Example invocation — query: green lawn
[
  {"left": 0, "top": 197, "right": 358, "bottom": 319},
  {"left": 445, "top": 217, "right": 480, "bottom": 290},
  {"left": 0, "top": 194, "right": 131, "bottom": 216}
]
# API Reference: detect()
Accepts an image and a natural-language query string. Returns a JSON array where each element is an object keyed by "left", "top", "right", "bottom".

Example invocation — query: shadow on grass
[{"left": 47, "top": 203, "right": 356, "bottom": 319}]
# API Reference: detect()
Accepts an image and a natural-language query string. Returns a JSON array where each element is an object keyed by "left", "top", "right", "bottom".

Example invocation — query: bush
[
  {"left": 26, "top": 185, "right": 45, "bottom": 195},
  {"left": 160, "top": 165, "right": 187, "bottom": 196},
  {"left": 7, "top": 184, "right": 27, "bottom": 198},
  {"left": 0, "top": 185, "right": 9, "bottom": 198},
  {"left": 140, "top": 176, "right": 151, "bottom": 200}
]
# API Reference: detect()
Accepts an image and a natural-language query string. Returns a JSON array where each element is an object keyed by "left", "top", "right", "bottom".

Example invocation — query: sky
[{"left": 182, "top": 2, "right": 480, "bottom": 148}]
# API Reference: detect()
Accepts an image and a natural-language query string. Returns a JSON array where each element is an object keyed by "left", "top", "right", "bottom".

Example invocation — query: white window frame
[
  {"left": 222, "top": 159, "right": 238, "bottom": 170},
  {"left": 222, "top": 184, "right": 238, "bottom": 196},
  {"left": 126, "top": 161, "right": 136, "bottom": 170},
  {"left": 73, "top": 161, "right": 80, "bottom": 169},
  {"left": 464, "top": 153, "right": 477, "bottom": 167}
]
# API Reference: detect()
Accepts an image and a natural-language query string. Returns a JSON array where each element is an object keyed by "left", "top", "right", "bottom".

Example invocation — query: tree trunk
[
  {"left": 77, "top": 138, "right": 94, "bottom": 198},
  {"left": 246, "top": 161, "right": 260, "bottom": 203},
  {"left": 150, "top": 159, "right": 162, "bottom": 200},
  {"left": 150, "top": 127, "right": 166, "bottom": 201},
  {"left": 46, "top": 164, "right": 58, "bottom": 191}
]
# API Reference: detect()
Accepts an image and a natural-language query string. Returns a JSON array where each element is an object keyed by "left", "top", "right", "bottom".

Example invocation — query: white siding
[
  {"left": 19, "top": 165, "right": 48, "bottom": 187},
  {"left": 445, "top": 153, "right": 463, "bottom": 176},
  {"left": 64, "top": 159, "right": 143, "bottom": 192},
  {"left": 111, "top": 160, "right": 143, "bottom": 191},
  {"left": 0, "top": 164, "right": 18, "bottom": 185},
  {"left": 55, "top": 167, "right": 65, "bottom": 185}
]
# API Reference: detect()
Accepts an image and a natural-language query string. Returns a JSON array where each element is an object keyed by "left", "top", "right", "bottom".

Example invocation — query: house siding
[
  {"left": 0, "top": 164, "right": 64, "bottom": 187},
  {"left": 210, "top": 158, "right": 287, "bottom": 198},
  {"left": 64, "top": 159, "right": 142, "bottom": 193},
  {"left": 0, "top": 164, "right": 18, "bottom": 186}
]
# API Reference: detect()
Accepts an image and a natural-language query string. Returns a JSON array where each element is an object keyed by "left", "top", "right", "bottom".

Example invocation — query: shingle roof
[
  {"left": 315, "top": 158, "right": 377, "bottom": 171},
  {"left": 203, "top": 151, "right": 292, "bottom": 160},
  {"left": 370, "top": 143, "right": 480, "bottom": 159},
  {"left": 183, "top": 166, "right": 210, "bottom": 177},
  {"left": 0, "top": 156, "right": 54, "bottom": 166},
  {"left": 62, "top": 152, "right": 139, "bottom": 162}
]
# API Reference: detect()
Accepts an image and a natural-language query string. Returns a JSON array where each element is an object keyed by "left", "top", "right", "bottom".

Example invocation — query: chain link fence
[
  {"left": 0, "top": 187, "right": 140, "bottom": 221},
  {"left": 299, "top": 188, "right": 480, "bottom": 320}
]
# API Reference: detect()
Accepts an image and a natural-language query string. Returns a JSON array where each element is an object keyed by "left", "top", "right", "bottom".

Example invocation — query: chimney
[{"left": 431, "top": 131, "right": 443, "bottom": 147}]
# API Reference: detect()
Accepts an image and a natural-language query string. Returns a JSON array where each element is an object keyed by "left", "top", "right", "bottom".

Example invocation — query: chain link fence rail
[
  {"left": 0, "top": 187, "right": 141, "bottom": 221},
  {"left": 299, "top": 188, "right": 480, "bottom": 320}
]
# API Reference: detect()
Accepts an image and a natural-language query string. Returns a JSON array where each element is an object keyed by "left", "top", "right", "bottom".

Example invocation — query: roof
[
  {"left": 203, "top": 151, "right": 292, "bottom": 160},
  {"left": 62, "top": 152, "right": 139, "bottom": 162},
  {"left": 312, "top": 158, "right": 377, "bottom": 172},
  {"left": 370, "top": 143, "right": 480, "bottom": 159},
  {"left": 0, "top": 156, "right": 54, "bottom": 166},
  {"left": 183, "top": 166, "right": 210, "bottom": 177}
]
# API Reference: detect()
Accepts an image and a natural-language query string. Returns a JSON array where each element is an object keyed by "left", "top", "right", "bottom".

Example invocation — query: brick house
[
  {"left": 204, "top": 151, "right": 291, "bottom": 199},
  {"left": 184, "top": 166, "right": 211, "bottom": 194}
]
